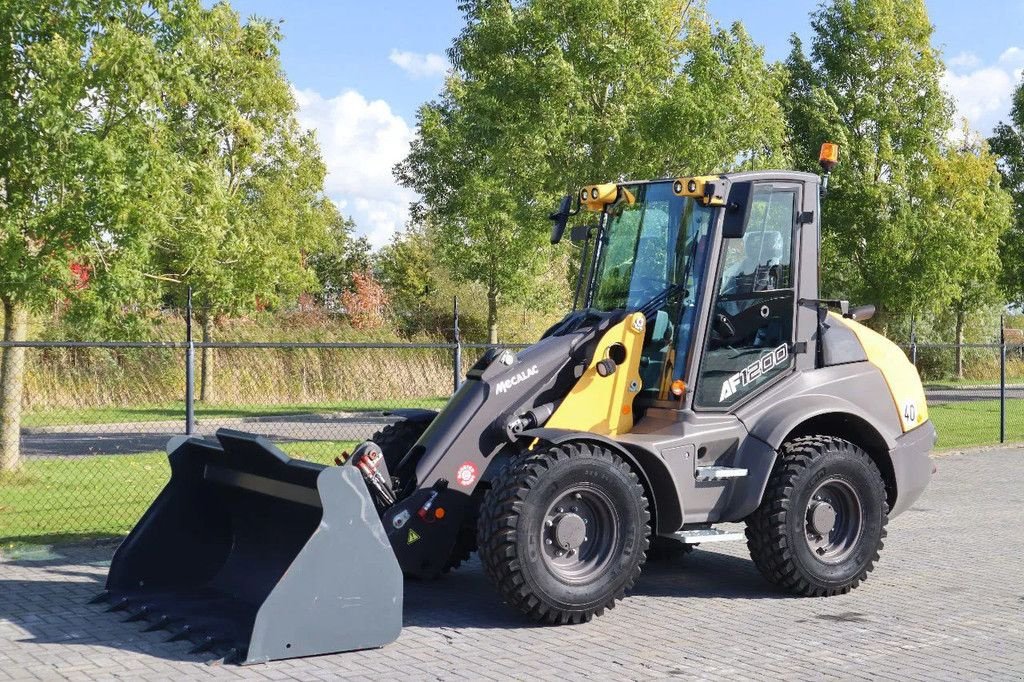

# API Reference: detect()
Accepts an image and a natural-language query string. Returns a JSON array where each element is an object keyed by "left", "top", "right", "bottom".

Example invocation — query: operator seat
[{"left": 722, "top": 230, "right": 784, "bottom": 296}]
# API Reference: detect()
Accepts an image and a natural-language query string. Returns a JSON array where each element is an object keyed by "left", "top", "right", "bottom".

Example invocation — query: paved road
[
  {"left": 925, "top": 386, "right": 1024, "bottom": 404},
  {"left": 2, "top": 447, "right": 1022, "bottom": 680},
  {"left": 20, "top": 412, "right": 398, "bottom": 457}
]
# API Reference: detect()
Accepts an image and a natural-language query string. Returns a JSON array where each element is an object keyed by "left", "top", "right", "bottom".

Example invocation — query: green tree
[
  {"left": 989, "top": 75, "right": 1024, "bottom": 306},
  {"left": 398, "top": 0, "right": 788, "bottom": 343},
  {"left": 376, "top": 224, "right": 441, "bottom": 335},
  {"left": 783, "top": 0, "right": 968, "bottom": 326},
  {"left": 928, "top": 135, "right": 1013, "bottom": 377},
  {"left": 307, "top": 212, "right": 372, "bottom": 310},
  {"left": 153, "top": 2, "right": 333, "bottom": 400},
  {"left": 0, "top": 0, "right": 180, "bottom": 470}
]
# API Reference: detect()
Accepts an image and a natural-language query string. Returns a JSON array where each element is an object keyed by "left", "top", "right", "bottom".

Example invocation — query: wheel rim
[
  {"left": 539, "top": 486, "right": 619, "bottom": 583},
  {"left": 804, "top": 478, "right": 863, "bottom": 563}
]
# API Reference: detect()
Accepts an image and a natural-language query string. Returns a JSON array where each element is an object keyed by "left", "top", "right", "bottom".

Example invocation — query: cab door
[{"left": 693, "top": 182, "right": 801, "bottom": 410}]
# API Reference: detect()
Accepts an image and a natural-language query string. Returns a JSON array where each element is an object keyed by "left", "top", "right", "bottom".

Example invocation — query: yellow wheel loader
[{"left": 93, "top": 146, "right": 935, "bottom": 664}]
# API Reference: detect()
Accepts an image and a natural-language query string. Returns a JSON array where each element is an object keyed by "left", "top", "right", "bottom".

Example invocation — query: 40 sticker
[{"left": 455, "top": 461, "right": 478, "bottom": 487}]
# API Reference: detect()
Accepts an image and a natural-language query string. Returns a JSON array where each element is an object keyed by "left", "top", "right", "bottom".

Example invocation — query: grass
[
  {"left": 0, "top": 439, "right": 357, "bottom": 546},
  {"left": 928, "top": 399, "right": 1024, "bottom": 450},
  {"left": 22, "top": 398, "right": 448, "bottom": 428}
]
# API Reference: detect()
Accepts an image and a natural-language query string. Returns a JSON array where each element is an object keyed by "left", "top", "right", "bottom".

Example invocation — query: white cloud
[
  {"left": 943, "top": 46, "right": 1024, "bottom": 135},
  {"left": 948, "top": 51, "right": 981, "bottom": 69},
  {"left": 293, "top": 88, "right": 416, "bottom": 248},
  {"left": 388, "top": 49, "right": 448, "bottom": 79}
]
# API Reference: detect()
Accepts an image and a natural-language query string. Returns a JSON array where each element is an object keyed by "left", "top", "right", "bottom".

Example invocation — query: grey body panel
[
  {"left": 736, "top": 362, "right": 903, "bottom": 452},
  {"left": 887, "top": 420, "right": 936, "bottom": 517},
  {"left": 246, "top": 465, "right": 402, "bottom": 664},
  {"left": 820, "top": 315, "right": 869, "bottom": 366},
  {"left": 618, "top": 410, "right": 750, "bottom": 527}
]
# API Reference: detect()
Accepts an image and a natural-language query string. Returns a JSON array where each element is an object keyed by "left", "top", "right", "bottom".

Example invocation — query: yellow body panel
[
  {"left": 832, "top": 313, "right": 928, "bottom": 432},
  {"left": 580, "top": 183, "right": 620, "bottom": 212},
  {"left": 545, "top": 312, "right": 646, "bottom": 437}
]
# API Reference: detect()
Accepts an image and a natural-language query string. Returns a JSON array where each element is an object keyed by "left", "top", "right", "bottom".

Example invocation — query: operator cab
[{"left": 552, "top": 171, "right": 819, "bottom": 415}]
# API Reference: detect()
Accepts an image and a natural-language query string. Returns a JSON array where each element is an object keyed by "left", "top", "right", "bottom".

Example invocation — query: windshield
[
  {"left": 591, "top": 181, "right": 715, "bottom": 312},
  {"left": 585, "top": 181, "right": 717, "bottom": 400}
]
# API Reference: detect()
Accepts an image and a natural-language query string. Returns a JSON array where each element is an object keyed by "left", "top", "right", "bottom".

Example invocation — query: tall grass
[{"left": 22, "top": 344, "right": 475, "bottom": 411}]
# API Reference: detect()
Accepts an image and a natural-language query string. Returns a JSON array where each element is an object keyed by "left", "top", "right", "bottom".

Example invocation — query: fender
[
  {"left": 745, "top": 394, "right": 896, "bottom": 452},
  {"left": 517, "top": 428, "right": 682, "bottom": 535}
]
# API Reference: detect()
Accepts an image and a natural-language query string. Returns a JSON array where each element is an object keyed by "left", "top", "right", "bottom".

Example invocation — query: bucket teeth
[
  {"left": 189, "top": 636, "right": 219, "bottom": 654},
  {"left": 123, "top": 606, "right": 152, "bottom": 623},
  {"left": 88, "top": 590, "right": 110, "bottom": 605},
  {"left": 106, "top": 597, "right": 131, "bottom": 613},
  {"left": 142, "top": 615, "right": 172, "bottom": 632},
  {"left": 166, "top": 625, "right": 192, "bottom": 643}
]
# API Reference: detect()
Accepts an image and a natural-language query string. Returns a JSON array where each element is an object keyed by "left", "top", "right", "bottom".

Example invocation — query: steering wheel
[{"left": 710, "top": 309, "right": 740, "bottom": 346}]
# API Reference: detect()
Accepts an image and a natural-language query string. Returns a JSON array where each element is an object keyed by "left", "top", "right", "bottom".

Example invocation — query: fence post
[
  {"left": 185, "top": 287, "right": 195, "bottom": 436},
  {"left": 452, "top": 296, "right": 462, "bottom": 393},
  {"left": 1000, "top": 315, "right": 1006, "bottom": 444}
]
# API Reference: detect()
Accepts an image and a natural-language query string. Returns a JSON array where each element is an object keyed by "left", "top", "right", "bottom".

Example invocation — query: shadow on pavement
[{"left": 0, "top": 542, "right": 782, "bottom": 665}]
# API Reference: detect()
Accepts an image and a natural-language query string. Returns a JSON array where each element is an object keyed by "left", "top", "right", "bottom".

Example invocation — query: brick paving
[{"left": 2, "top": 447, "right": 1023, "bottom": 681}]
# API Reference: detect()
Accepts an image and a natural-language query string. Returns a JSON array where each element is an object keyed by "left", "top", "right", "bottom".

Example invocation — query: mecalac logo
[{"left": 495, "top": 365, "right": 539, "bottom": 395}]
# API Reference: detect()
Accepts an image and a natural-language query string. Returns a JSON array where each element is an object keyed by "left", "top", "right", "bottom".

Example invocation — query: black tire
[
  {"left": 745, "top": 436, "right": 888, "bottom": 597},
  {"left": 370, "top": 418, "right": 432, "bottom": 473},
  {"left": 477, "top": 442, "right": 650, "bottom": 624}
]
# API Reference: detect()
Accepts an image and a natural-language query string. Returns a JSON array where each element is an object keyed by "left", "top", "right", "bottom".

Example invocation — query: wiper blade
[{"left": 634, "top": 282, "right": 688, "bottom": 318}]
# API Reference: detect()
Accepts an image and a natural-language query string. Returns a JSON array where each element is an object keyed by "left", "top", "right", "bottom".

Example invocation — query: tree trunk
[
  {"left": 487, "top": 285, "right": 498, "bottom": 345},
  {"left": 200, "top": 312, "right": 215, "bottom": 402},
  {"left": 0, "top": 298, "right": 28, "bottom": 472},
  {"left": 954, "top": 308, "right": 965, "bottom": 380}
]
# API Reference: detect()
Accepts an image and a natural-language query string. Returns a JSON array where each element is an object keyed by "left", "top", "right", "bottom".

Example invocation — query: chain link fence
[
  {"left": 909, "top": 338, "right": 1024, "bottom": 450},
  {"left": 0, "top": 340, "right": 518, "bottom": 544},
  {"left": 2, "top": 332, "right": 1020, "bottom": 545}
]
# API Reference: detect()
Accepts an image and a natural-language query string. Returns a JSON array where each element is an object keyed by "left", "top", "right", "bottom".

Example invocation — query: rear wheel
[
  {"left": 478, "top": 442, "right": 650, "bottom": 624},
  {"left": 745, "top": 436, "right": 888, "bottom": 596}
]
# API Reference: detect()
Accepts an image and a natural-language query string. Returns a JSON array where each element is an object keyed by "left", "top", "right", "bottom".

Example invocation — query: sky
[{"left": 224, "top": 1, "right": 1024, "bottom": 249}]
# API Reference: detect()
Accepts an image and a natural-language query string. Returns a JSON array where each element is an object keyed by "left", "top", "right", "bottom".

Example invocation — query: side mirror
[
  {"left": 549, "top": 195, "right": 573, "bottom": 244},
  {"left": 722, "top": 181, "right": 752, "bottom": 239},
  {"left": 847, "top": 304, "right": 875, "bottom": 322}
]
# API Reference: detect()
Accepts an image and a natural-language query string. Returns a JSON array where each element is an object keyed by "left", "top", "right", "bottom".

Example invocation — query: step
[
  {"left": 694, "top": 466, "right": 748, "bottom": 481},
  {"left": 673, "top": 528, "right": 746, "bottom": 544}
]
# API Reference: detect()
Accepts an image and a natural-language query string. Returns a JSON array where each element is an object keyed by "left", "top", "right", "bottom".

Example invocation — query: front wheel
[
  {"left": 745, "top": 436, "right": 888, "bottom": 597},
  {"left": 477, "top": 442, "right": 650, "bottom": 624}
]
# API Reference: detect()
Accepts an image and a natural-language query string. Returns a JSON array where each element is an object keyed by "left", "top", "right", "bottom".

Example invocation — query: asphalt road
[
  {"left": 20, "top": 412, "right": 397, "bottom": 458},
  {"left": 2, "top": 447, "right": 1022, "bottom": 680}
]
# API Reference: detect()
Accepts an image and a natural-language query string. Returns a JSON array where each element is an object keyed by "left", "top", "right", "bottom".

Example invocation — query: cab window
[{"left": 695, "top": 185, "right": 798, "bottom": 408}]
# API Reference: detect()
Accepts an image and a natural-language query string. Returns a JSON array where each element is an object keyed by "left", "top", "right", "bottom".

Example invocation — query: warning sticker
[
  {"left": 407, "top": 529, "right": 421, "bottom": 545},
  {"left": 455, "top": 461, "right": 478, "bottom": 487}
]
